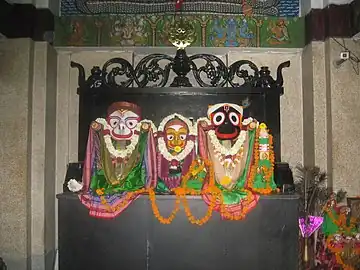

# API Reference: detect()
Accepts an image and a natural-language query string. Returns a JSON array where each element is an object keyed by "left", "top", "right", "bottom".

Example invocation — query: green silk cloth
[
  {"left": 218, "top": 128, "right": 256, "bottom": 205},
  {"left": 155, "top": 179, "right": 171, "bottom": 193},
  {"left": 185, "top": 128, "right": 276, "bottom": 206},
  {"left": 322, "top": 209, "right": 357, "bottom": 236},
  {"left": 89, "top": 131, "right": 147, "bottom": 195},
  {"left": 185, "top": 129, "right": 254, "bottom": 205},
  {"left": 322, "top": 209, "right": 340, "bottom": 236}
]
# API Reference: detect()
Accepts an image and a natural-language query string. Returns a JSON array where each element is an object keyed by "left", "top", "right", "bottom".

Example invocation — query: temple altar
[
  {"left": 57, "top": 45, "right": 299, "bottom": 270},
  {"left": 57, "top": 193, "right": 299, "bottom": 270}
]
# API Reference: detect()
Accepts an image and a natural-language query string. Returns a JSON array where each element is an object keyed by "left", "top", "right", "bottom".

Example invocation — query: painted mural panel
[
  {"left": 54, "top": 15, "right": 304, "bottom": 48},
  {"left": 60, "top": 0, "right": 300, "bottom": 17}
]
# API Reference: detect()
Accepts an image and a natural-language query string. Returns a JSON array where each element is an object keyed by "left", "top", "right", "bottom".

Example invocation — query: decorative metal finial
[{"left": 168, "top": 18, "right": 195, "bottom": 50}]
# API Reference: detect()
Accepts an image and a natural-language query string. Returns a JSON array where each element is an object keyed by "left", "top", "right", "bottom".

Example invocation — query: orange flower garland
[
  {"left": 326, "top": 236, "right": 360, "bottom": 270},
  {"left": 324, "top": 207, "right": 359, "bottom": 270},
  {"left": 148, "top": 188, "right": 181, "bottom": 224},
  {"left": 174, "top": 158, "right": 220, "bottom": 226},
  {"left": 324, "top": 208, "right": 356, "bottom": 234},
  {"left": 97, "top": 125, "right": 277, "bottom": 225},
  {"left": 95, "top": 158, "right": 220, "bottom": 226},
  {"left": 181, "top": 194, "right": 216, "bottom": 225},
  {"left": 247, "top": 127, "right": 276, "bottom": 195}
]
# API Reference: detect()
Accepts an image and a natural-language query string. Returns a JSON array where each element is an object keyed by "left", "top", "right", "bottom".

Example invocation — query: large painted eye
[
  {"left": 213, "top": 112, "right": 225, "bottom": 126},
  {"left": 109, "top": 119, "right": 119, "bottom": 128},
  {"left": 167, "top": 134, "right": 174, "bottom": 141},
  {"left": 229, "top": 112, "right": 240, "bottom": 126},
  {"left": 126, "top": 119, "right": 138, "bottom": 129},
  {"left": 179, "top": 134, "right": 187, "bottom": 141}
]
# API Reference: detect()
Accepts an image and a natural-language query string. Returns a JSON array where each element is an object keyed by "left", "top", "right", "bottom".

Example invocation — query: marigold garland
[
  {"left": 96, "top": 158, "right": 220, "bottom": 226},
  {"left": 181, "top": 193, "right": 216, "bottom": 225},
  {"left": 96, "top": 125, "right": 277, "bottom": 225},
  {"left": 148, "top": 188, "right": 181, "bottom": 224},
  {"left": 324, "top": 209, "right": 359, "bottom": 270},
  {"left": 326, "top": 236, "right": 360, "bottom": 270},
  {"left": 324, "top": 208, "right": 356, "bottom": 234},
  {"left": 174, "top": 158, "right": 220, "bottom": 225}
]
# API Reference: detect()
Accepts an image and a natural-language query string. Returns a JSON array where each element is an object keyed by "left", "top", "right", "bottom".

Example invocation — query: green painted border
[{"left": 55, "top": 15, "right": 305, "bottom": 48}]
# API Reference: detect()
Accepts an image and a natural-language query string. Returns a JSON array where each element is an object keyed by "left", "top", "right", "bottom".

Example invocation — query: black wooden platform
[{"left": 57, "top": 193, "right": 299, "bottom": 270}]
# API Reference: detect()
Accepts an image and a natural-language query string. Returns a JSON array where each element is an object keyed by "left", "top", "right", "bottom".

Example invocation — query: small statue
[
  {"left": 321, "top": 198, "right": 360, "bottom": 269},
  {"left": 155, "top": 114, "right": 196, "bottom": 190},
  {"left": 79, "top": 102, "right": 157, "bottom": 218},
  {"left": 196, "top": 103, "right": 277, "bottom": 219},
  {"left": 323, "top": 197, "right": 357, "bottom": 237}
]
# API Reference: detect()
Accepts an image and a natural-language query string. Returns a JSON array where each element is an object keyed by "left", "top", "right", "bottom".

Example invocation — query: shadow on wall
[{"left": 0, "top": 257, "right": 7, "bottom": 270}]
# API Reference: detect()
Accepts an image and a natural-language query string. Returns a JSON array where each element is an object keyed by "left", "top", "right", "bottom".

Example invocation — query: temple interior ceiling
[
  {"left": 60, "top": 0, "right": 299, "bottom": 17},
  {"left": 59, "top": 0, "right": 355, "bottom": 17},
  {"left": 4, "top": 0, "right": 356, "bottom": 15},
  {"left": 52, "top": 0, "right": 358, "bottom": 47}
]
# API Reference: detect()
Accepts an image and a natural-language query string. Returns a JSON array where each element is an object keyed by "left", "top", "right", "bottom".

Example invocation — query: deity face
[
  {"left": 106, "top": 102, "right": 141, "bottom": 141},
  {"left": 164, "top": 119, "right": 189, "bottom": 154},
  {"left": 208, "top": 103, "right": 243, "bottom": 140}
]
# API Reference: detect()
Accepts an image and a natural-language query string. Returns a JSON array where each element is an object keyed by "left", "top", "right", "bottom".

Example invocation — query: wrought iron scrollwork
[
  {"left": 102, "top": 58, "right": 136, "bottom": 88},
  {"left": 71, "top": 48, "right": 290, "bottom": 90},
  {"left": 228, "top": 59, "right": 290, "bottom": 88},
  {"left": 135, "top": 54, "right": 174, "bottom": 88},
  {"left": 228, "top": 60, "right": 259, "bottom": 88},
  {"left": 189, "top": 53, "right": 228, "bottom": 87}
]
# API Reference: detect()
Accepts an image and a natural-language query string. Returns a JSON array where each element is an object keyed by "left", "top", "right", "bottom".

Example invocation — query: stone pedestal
[{"left": 57, "top": 193, "right": 299, "bottom": 270}]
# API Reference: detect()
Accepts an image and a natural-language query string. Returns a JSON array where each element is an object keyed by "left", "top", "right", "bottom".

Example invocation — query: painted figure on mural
[
  {"left": 110, "top": 17, "right": 148, "bottom": 46},
  {"left": 211, "top": 19, "right": 226, "bottom": 47},
  {"left": 210, "top": 17, "right": 255, "bottom": 47},
  {"left": 225, "top": 18, "right": 239, "bottom": 47},
  {"left": 239, "top": 18, "right": 255, "bottom": 46},
  {"left": 267, "top": 19, "right": 290, "bottom": 45},
  {"left": 68, "top": 20, "right": 84, "bottom": 46},
  {"left": 157, "top": 18, "right": 174, "bottom": 46}
]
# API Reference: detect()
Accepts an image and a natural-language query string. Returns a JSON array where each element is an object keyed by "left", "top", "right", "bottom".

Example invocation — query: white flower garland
[
  {"left": 157, "top": 113, "right": 196, "bottom": 162},
  {"left": 209, "top": 130, "right": 247, "bottom": 156},
  {"left": 196, "top": 117, "right": 251, "bottom": 157},
  {"left": 95, "top": 117, "right": 156, "bottom": 159}
]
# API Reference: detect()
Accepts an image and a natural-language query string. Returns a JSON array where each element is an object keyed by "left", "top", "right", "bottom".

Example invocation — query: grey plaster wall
[
  {"left": 0, "top": 39, "right": 57, "bottom": 270},
  {"left": 0, "top": 38, "right": 33, "bottom": 270},
  {"left": 328, "top": 39, "right": 360, "bottom": 195}
]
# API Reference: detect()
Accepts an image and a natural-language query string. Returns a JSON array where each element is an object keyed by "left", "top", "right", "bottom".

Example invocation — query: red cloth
[{"left": 175, "top": 0, "right": 184, "bottom": 10}]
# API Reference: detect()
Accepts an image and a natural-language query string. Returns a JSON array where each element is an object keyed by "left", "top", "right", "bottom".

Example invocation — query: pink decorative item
[{"left": 299, "top": 216, "right": 324, "bottom": 237}]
